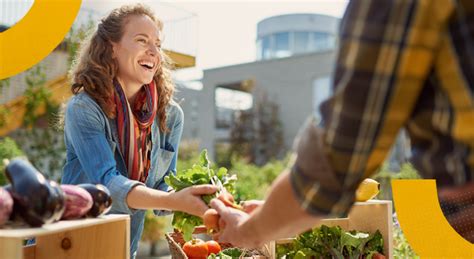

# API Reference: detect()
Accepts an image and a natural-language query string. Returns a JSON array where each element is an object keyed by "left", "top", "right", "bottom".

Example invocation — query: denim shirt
[{"left": 62, "top": 92, "right": 183, "bottom": 258}]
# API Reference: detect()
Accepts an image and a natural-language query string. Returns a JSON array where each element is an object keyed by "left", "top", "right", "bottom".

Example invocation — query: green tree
[{"left": 0, "top": 137, "right": 24, "bottom": 185}]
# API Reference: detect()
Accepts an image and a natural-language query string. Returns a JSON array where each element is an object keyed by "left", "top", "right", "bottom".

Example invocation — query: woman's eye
[{"left": 138, "top": 38, "right": 146, "bottom": 43}]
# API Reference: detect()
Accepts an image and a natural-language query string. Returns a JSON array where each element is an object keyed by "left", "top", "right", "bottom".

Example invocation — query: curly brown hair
[{"left": 69, "top": 4, "right": 175, "bottom": 132}]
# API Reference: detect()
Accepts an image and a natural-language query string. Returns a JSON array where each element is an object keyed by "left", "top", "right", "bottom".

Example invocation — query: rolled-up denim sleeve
[
  {"left": 107, "top": 174, "right": 143, "bottom": 214},
  {"left": 65, "top": 98, "right": 144, "bottom": 215}
]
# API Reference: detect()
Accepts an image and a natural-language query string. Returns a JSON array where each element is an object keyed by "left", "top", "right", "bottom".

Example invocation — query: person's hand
[
  {"left": 241, "top": 199, "right": 264, "bottom": 214},
  {"left": 168, "top": 184, "right": 217, "bottom": 217},
  {"left": 438, "top": 182, "right": 474, "bottom": 242},
  {"left": 210, "top": 198, "right": 261, "bottom": 248}
]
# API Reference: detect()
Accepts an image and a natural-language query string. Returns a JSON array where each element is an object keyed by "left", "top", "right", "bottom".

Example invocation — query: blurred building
[
  {"left": 177, "top": 13, "right": 340, "bottom": 159},
  {"left": 256, "top": 14, "right": 338, "bottom": 60}
]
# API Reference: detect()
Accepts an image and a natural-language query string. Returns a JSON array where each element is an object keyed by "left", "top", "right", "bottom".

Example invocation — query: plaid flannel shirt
[{"left": 290, "top": 0, "right": 474, "bottom": 217}]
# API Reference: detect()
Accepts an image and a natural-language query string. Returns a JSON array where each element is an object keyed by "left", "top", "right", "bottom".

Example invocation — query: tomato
[
  {"left": 206, "top": 240, "right": 222, "bottom": 255},
  {"left": 182, "top": 239, "right": 208, "bottom": 258},
  {"left": 203, "top": 209, "right": 220, "bottom": 233}
]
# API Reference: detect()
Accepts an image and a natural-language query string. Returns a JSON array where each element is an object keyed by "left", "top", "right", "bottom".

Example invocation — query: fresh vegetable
[
  {"left": 5, "top": 159, "right": 65, "bottom": 227},
  {"left": 206, "top": 240, "right": 222, "bottom": 255},
  {"left": 48, "top": 180, "right": 66, "bottom": 222},
  {"left": 0, "top": 187, "right": 13, "bottom": 225},
  {"left": 60, "top": 184, "right": 93, "bottom": 219},
  {"left": 217, "top": 191, "right": 242, "bottom": 210},
  {"left": 372, "top": 252, "right": 386, "bottom": 259},
  {"left": 77, "top": 184, "right": 112, "bottom": 217},
  {"left": 183, "top": 238, "right": 209, "bottom": 259},
  {"left": 356, "top": 178, "right": 380, "bottom": 202},
  {"left": 276, "top": 225, "right": 384, "bottom": 259},
  {"left": 165, "top": 150, "right": 237, "bottom": 241},
  {"left": 203, "top": 209, "right": 220, "bottom": 233},
  {"left": 220, "top": 248, "right": 244, "bottom": 257}
]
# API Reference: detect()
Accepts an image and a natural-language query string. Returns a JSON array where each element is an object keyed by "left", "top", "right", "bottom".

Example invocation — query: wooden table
[{"left": 0, "top": 214, "right": 130, "bottom": 259}]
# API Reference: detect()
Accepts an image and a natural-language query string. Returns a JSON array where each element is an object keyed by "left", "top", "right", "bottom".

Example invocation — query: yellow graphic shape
[
  {"left": 0, "top": 0, "right": 81, "bottom": 79},
  {"left": 392, "top": 180, "right": 473, "bottom": 258}
]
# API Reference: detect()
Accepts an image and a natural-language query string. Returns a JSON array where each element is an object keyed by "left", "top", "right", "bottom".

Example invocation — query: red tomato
[
  {"left": 206, "top": 240, "right": 222, "bottom": 255},
  {"left": 373, "top": 253, "right": 386, "bottom": 259},
  {"left": 182, "top": 239, "right": 208, "bottom": 258}
]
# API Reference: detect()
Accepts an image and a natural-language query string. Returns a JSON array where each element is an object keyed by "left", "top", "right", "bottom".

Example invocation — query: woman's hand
[{"left": 167, "top": 185, "right": 217, "bottom": 217}]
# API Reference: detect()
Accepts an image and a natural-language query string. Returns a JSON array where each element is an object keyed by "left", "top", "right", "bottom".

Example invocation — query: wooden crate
[
  {"left": 270, "top": 200, "right": 393, "bottom": 259},
  {"left": 0, "top": 214, "right": 130, "bottom": 259}
]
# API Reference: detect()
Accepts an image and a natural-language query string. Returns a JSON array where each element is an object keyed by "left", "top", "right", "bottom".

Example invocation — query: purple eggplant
[
  {"left": 5, "top": 159, "right": 65, "bottom": 227},
  {"left": 0, "top": 187, "right": 13, "bottom": 225},
  {"left": 77, "top": 184, "right": 112, "bottom": 217},
  {"left": 48, "top": 180, "right": 66, "bottom": 222},
  {"left": 60, "top": 184, "right": 93, "bottom": 219}
]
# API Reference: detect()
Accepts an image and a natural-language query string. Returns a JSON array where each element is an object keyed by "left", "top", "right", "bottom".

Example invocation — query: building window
[
  {"left": 262, "top": 36, "right": 272, "bottom": 59},
  {"left": 215, "top": 87, "right": 253, "bottom": 129},
  {"left": 311, "top": 32, "right": 335, "bottom": 52},
  {"left": 293, "top": 31, "right": 310, "bottom": 54},
  {"left": 312, "top": 76, "right": 332, "bottom": 121},
  {"left": 274, "top": 32, "right": 290, "bottom": 58}
]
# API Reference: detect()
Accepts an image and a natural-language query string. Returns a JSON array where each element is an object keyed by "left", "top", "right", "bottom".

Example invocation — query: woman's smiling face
[{"left": 112, "top": 14, "right": 161, "bottom": 89}]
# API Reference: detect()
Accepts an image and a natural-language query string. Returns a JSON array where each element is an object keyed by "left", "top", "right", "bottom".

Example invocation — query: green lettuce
[{"left": 165, "top": 150, "right": 236, "bottom": 241}]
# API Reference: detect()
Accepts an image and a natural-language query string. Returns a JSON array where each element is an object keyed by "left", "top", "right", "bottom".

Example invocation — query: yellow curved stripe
[
  {"left": 392, "top": 180, "right": 474, "bottom": 258},
  {"left": 0, "top": 0, "right": 81, "bottom": 79}
]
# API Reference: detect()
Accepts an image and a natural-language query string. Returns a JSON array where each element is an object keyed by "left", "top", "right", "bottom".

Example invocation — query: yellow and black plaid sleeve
[{"left": 290, "top": 0, "right": 455, "bottom": 217}]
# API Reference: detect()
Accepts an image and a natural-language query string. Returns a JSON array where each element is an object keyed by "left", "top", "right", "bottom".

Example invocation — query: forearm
[
  {"left": 126, "top": 185, "right": 173, "bottom": 210},
  {"left": 240, "top": 171, "right": 323, "bottom": 246}
]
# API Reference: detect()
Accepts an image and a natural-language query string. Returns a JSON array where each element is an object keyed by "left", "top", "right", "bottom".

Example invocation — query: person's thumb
[
  {"left": 210, "top": 198, "right": 228, "bottom": 215},
  {"left": 190, "top": 184, "right": 218, "bottom": 195}
]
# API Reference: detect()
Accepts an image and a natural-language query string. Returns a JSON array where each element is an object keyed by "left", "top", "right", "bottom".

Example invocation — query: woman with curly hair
[{"left": 62, "top": 4, "right": 216, "bottom": 257}]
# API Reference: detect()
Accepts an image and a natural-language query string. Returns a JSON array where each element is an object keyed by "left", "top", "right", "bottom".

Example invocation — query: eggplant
[
  {"left": 48, "top": 180, "right": 66, "bottom": 222},
  {"left": 60, "top": 184, "right": 93, "bottom": 219},
  {"left": 0, "top": 187, "right": 13, "bottom": 225},
  {"left": 77, "top": 184, "right": 112, "bottom": 217},
  {"left": 5, "top": 159, "right": 65, "bottom": 227},
  {"left": 3, "top": 185, "right": 18, "bottom": 221}
]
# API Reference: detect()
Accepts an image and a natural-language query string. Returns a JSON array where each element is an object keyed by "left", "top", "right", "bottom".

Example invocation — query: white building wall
[{"left": 199, "top": 50, "right": 336, "bottom": 159}]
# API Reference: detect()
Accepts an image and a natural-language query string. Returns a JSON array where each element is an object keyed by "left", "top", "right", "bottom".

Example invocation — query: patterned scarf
[{"left": 113, "top": 79, "right": 157, "bottom": 182}]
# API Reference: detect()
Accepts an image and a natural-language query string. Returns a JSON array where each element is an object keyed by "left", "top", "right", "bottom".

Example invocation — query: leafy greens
[{"left": 164, "top": 150, "right": 237, "bottom": 241}]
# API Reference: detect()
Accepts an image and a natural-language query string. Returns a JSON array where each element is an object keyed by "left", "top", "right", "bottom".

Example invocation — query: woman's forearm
[
  {"left": 125, "top": 184, "right": 217, "bottom": 217},
  {"left": 126, "top": 185, "right": 174, "bottom": 210}
]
